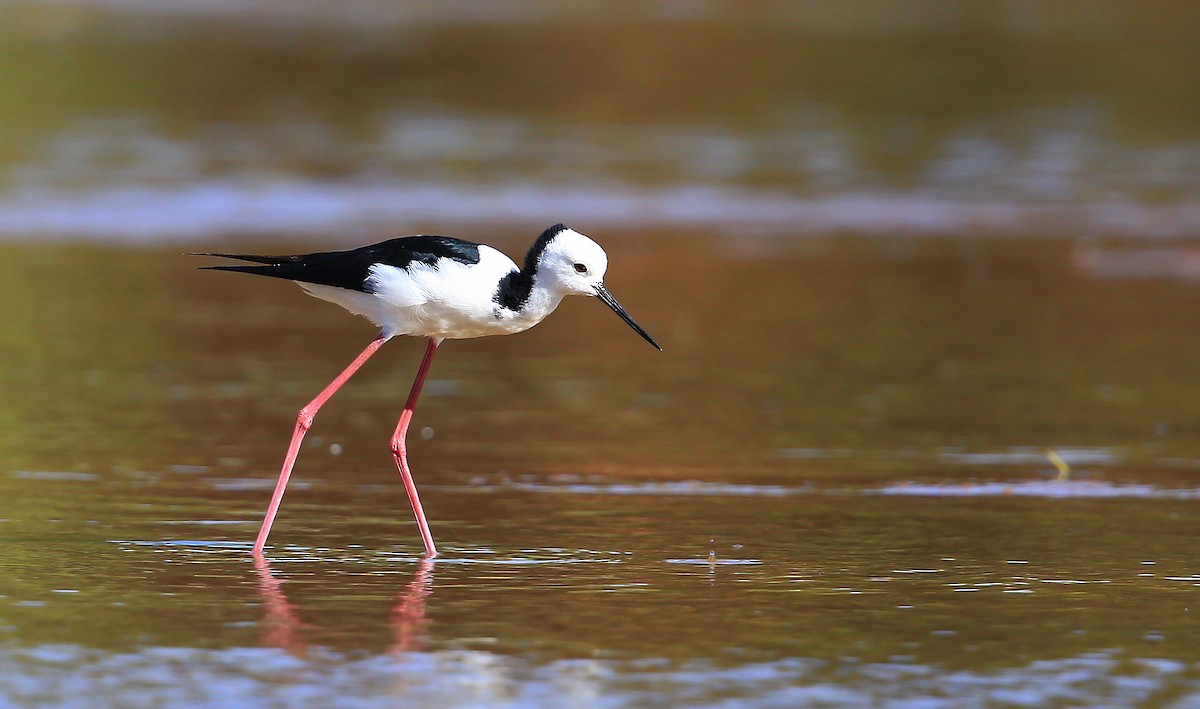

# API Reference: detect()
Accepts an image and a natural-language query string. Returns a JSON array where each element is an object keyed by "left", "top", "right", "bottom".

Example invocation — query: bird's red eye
[{"left": 573, "top": 263, "right": 588, "bottom": 274}]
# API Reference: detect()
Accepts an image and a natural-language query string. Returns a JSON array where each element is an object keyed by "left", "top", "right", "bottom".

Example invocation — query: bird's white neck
[
  {"left": 527, "top": 280, "right": 569, "bottom": 319},
  {"left": 497, "top": 275, "right": 567, "bottom": 332}
]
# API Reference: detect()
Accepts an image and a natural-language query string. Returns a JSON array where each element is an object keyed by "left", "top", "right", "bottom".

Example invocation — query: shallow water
[
  {"left": 5, "top": 2, "right": 1200, "bottom": 707},
  {"left": 6, "top": 236, "right": 1200, "bottom": 706}
]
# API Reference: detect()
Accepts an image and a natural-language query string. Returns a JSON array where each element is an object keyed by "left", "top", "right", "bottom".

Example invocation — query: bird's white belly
[
  {"left": 299, "top": 245, "right": 557, "bottom": 340},
  {"left": 403, "top": 299, "right": 538, "bottom": 339}
]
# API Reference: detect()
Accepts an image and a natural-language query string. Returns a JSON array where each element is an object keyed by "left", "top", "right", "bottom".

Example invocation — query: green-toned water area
[{"left": 4, "top": 2, "right": 1200, "bottom": 705}]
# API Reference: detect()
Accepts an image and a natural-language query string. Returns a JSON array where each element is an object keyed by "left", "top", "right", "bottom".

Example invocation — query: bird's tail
[
  {"left": 188, "top": 251, "right": 304, "bottom": 265},
  {"left": 188, "top": 251, "right": 311, "bottom": 279}
]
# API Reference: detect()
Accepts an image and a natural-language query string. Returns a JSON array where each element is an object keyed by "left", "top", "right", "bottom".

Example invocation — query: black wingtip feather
[
  {"left": 191, "top": 235, "right": 484, "bottom": 292},
  {"left": 197, "top": 264, "right": 287, "bottom": 277},
  {"left": 188, "top": 252, "right": 300, "bottom": 265}
]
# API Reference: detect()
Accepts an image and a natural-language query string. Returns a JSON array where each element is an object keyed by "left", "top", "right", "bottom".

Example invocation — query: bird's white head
[
  {"left": 533, "top": 226, "right": 610, "bottom": 296},
  {"left": 530, "top": 224, "right": 661, "bottom": 351}
]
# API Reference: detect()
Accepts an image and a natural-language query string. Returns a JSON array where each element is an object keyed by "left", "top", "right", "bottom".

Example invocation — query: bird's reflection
[
  {"left": 253, "top": 554, "right": 307, "bottom": 654},
  {"left": 253, "top": 554, "right": 435, "bottom": 655},
  {"left": 392, "top": 558, "right": 434, "bottom": 654}
]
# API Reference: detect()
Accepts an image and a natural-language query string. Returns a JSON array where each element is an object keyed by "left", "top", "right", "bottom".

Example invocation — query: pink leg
[
  {"left": 253, "top": 334, "right": 389, "bottom": 556},
  {"left": 390, "top": 337, "right": 441, "bottom": 558}
]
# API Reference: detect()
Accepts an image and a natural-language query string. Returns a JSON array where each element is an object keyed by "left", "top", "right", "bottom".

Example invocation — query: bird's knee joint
[
  {"left": 390, "top": 439, "right": 405, "bottom": 457},
  {"left": 296, "top": 408, "right": 316, "bottom": 430}
]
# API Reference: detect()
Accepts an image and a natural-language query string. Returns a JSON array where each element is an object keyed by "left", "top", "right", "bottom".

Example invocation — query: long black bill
[{"left": 595, "top": 284, "right": 662, "bottom": 351}]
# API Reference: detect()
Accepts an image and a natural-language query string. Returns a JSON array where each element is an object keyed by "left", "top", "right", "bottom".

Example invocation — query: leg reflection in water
[
  {"left": 254, "top": 554, "right": 306, "bottom": 654},
  {"left": 253, "top": 555, "right": 435, "bottom": 655},
  {"left": 392, "top": 558, "right": 434, "bottom": 654}
]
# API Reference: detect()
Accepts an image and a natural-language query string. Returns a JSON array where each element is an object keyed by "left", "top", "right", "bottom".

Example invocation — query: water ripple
[
  {"left": 1, "top": 645, "right": 1196, "bottom": 708},
  {"left": 5, "top": 180, "right": 1200, "bottom": 241},
  {"left": 874, "top": 480, "right": 1200, "bottom": 500},
  {"left": 451, "top": 476, "right": 1200, "bottom": 501}
]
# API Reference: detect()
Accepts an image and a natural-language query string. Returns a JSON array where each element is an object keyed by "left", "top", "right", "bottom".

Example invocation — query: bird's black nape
[
  {"left": 493, "top": 224, "right": 572, "bottom": 312},
  {"left": 522, "top": 223, "right": 569, "bottom": 272}
]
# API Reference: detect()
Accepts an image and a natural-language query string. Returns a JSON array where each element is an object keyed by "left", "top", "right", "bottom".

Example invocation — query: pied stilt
[{"left": 195, "top": 224, "right": 661, "bottom": 557}]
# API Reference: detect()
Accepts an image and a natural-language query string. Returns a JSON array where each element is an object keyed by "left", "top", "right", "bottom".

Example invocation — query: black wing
[{"left": 193, "top": 235, "right": 483, "bottom": 293}]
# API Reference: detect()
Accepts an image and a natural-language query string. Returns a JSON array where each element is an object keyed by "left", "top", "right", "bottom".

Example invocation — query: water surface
[
  {"left": 4, "top": 3, "right": 1200, "bottom": 707},
  {"left": 5, "top": 236, "right": 1200, "bottom": 706}
]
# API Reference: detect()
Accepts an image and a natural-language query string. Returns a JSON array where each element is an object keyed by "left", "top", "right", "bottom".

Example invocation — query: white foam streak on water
[
  {"left": 4, "top": 107, "right": 1200, "bottom": 242},
  {"left": 937, "top": 447, "right": 1123, "bottom": 466},
  {"left": 2, "top": 0, "right": 1184, "bottom": 37},
  {"left": 447, "top": 477, "right": 1200, "bottom": 500},
  {"left": 4, "top": 180, "right": 1200, "bottom": 243},
  {"left": 874, "top": 481, "right": 1200, "bottom": 499}
]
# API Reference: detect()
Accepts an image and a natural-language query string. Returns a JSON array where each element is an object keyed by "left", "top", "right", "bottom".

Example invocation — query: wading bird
[{"left": 196, "top": 224, "right": 661, "bottom": 557}]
